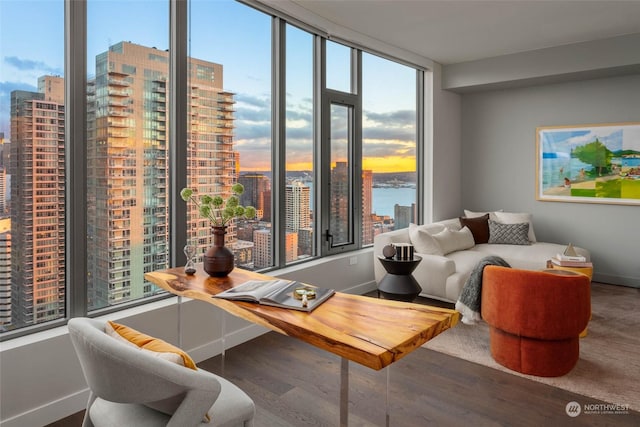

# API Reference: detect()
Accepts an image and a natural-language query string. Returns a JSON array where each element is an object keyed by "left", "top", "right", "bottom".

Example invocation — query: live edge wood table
[{"left": 145, "top": 265, "right": 459, "bottom": 426}]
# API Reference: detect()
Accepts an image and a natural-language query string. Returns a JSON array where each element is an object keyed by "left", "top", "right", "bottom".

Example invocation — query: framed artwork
[{"left": 536, "top": 122, "right": 640, "bottom": 205}]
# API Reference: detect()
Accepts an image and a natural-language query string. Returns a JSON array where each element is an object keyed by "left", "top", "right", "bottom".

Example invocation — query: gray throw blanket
[{"left": 455, "top": 255, "right": 510, "bottom": 325}]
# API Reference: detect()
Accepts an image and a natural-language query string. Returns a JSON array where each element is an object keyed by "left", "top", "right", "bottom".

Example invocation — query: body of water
[
  {"left": 299, "top": 182, "right": 416, "bottom": 218},
  {"left": 372, "top": 187, "right": 416, "bottom": 217}
]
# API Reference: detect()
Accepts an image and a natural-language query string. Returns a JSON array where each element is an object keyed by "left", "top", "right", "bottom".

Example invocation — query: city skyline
[
  {"left": 0, "top": 1, "right": 418, "bottom": 332},
  {"left": 0, "top": 0, "right": 418, "bottom": 173}
]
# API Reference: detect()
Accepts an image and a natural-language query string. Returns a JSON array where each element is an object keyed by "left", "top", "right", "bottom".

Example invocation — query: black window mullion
[{"left": 66, "top": 0, "right": 88, "bottom": 319}]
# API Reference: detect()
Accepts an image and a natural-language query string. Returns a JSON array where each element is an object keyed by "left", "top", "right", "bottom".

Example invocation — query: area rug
[{"left": 422, "top": 283, "right": 640, "bottom": 412}]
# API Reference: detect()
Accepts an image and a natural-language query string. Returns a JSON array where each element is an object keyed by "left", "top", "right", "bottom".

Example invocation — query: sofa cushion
[
  {"left": 488, "top": 220, "right": 531, "bottom": 245},
  {"left": 432, "top": 226, "right": 475, "bottom": 255},
  {"left": 408, "top": 223, "right": 444, "bottom": 255},
  {"left": 493, "top": 211, "right": 537, "bottom": 242},
  {"left": 464, "top": 209, "right": 501, "bottom": 221},
  {"left": 435, "top": 218, "right": 463, "bottom": 231},
  {"left": 459, "top": 214, "right": 490, "bottom": 244}
]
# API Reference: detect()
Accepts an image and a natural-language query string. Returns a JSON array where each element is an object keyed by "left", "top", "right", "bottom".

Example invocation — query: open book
[{"left": 212, "top": 279, "right": 335, "bottom": 312}]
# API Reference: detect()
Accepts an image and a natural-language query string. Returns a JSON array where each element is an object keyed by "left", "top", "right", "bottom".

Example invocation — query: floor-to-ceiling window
[
  {"left": 0, "top": 0, "right": 425, "bottom": 339},
  {"left": 1, "top": 0, "right": 66, "bottom": 332},
  {"left": 362, "top": 53, "right": 418, "bottom": 242},
  {"left": 189, "top": 0, "right": 272, "bottom": 270},
  {"left": 285, "top": 24, "right": 315, "bottom": 264},
  {"left": 86, "top": 0, "right": 170, "bottom": 311}
]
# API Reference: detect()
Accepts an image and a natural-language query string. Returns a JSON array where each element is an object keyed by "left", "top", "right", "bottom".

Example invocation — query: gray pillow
[{"left": 488, "top": 220, "right": 531, "bottom": 245}]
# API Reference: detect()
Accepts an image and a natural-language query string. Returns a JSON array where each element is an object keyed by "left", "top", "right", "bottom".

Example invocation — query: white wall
[
  {"left": 430, "top": 63, "right": 462, "bottom": 222},
  {"left": 459, "top": 74, "right": 640, "bottom": 287},
  {"left": 442, "top": 33, "right": 640, "bottom": 287}
]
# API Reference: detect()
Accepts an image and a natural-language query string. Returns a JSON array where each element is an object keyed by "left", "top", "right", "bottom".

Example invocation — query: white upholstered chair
[{"left": 68, "top": 317, "right": 255, "bottom": 427}]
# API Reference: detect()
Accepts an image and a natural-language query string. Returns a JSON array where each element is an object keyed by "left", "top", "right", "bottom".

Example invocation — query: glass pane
[
  {"left": 189, "top": 0, "right": 272, "bottom": 270},
  {"left": 86, "top": 1, "right": 169, "bottom": 311},
  {"left": 286, "top": 25, "right": 314, "bottom": 263},
  {"left": 1, "top": 1, "right": 65, "bottom": 332},
  {"left": 362, "top": 53, "right": 417, "bottom": 244},
  {"left": 329, "top": 103, "right": 352, "bottom": 246},
  {"left": 326, "top": 41, "right": 352, "bottom": 93}
]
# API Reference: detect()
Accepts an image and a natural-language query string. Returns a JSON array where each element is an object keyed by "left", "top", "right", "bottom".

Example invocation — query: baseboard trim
[
  {"left": 593, "top": 272, "right": 640, "bottom": 288},
  {"left": 0, "top": 389, "right": 89, "bottom": 427}
]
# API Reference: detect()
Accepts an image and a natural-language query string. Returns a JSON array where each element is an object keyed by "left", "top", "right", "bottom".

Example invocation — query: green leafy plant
[{"left": 180, "top": 183, "right": 256, "bottom": 227}]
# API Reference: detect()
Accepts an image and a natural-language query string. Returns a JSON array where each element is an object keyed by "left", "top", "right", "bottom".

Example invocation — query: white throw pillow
[
  {"left": 463, "top": 209, "right": 502, "bottom": 221},
  {"left": 493, "top": 211, "right": 537, "bottom": 242},
  {"left": 431, "top": 226, "right": 475, "bottom": 255},
  {"left": 408, "top": 223, "right": 444, "bottom": 255}
]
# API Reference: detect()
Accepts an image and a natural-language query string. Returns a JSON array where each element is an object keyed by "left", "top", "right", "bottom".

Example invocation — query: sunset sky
[{"left": 1, "top": 0, "right": 417, "bottom": 173}]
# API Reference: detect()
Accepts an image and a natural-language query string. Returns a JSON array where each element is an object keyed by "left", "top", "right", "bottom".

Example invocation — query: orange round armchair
[{"left": 481, "top": 266, "right": 591, "bottom": 377}]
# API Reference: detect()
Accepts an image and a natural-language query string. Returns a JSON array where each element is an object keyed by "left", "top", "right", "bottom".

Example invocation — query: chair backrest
[
  {"left": 68, "top": 318, "right": 221, "bottom": 422},
  {"left": 481, "top": 266, "right": 591, "bottom": 338}
]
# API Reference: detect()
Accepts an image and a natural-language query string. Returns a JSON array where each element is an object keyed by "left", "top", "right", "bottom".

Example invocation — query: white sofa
[{"left": 373, "top": 213, "right": 590, "bottom": 303}]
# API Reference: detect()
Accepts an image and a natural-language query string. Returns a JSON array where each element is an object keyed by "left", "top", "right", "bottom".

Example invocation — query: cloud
[
  {"left": 365, "top": 110, "right": 415, "bottom": 126},
  {"left": 1, "top": 57, "right": 63, "bottom": 89},
  {"left": 235, "top": 121, "right": 270, "bottom": 141},
  {"left": 362, "top": 140, "right": 416, "bottom": 158},
  {"left": 363, "top": 126, "right": 415, "bottom": 142},
  {"left": 4, "top": 56, "right": 60, "bottom": 74},
  {"left": 234, "top": 93, "right": 270, "bottom": 110}
]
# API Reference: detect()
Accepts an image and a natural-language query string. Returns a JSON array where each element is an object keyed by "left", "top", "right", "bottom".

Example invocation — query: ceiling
[{"left": 289, "top": 0, "right": 640, "bottom": 65}]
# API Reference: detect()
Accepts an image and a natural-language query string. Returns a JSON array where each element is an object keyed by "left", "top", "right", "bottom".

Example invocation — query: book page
[{"left": 214, "top": 279, "right": 290, "bottom": 301}]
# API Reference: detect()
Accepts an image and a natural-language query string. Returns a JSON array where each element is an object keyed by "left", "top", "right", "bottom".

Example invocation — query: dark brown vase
[{"left": 203, "top": 226, "right": 234, "bottom": 277}]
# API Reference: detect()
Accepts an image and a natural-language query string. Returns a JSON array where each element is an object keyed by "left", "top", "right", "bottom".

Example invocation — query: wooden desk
[{"left": 145, "top": 265, "right": 459, "bottom": 424}]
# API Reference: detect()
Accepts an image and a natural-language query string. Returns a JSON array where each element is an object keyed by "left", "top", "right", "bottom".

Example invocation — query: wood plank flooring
[{"left": 48, "top": 290, "right": 640, "bottom": 427}]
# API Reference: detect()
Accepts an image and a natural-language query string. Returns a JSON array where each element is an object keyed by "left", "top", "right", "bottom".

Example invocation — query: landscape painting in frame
[{"left": 537, "top": 122, "right": 640, "bottom": 205}]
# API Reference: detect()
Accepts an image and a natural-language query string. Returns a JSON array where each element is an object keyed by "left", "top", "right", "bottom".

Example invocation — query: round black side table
[{"left": 377, "top": 255, "right": 422, "bottom": 302}]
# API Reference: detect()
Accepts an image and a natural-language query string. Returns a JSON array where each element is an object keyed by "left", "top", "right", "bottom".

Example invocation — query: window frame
[{"left": 1, "top": 0, "right": 426, "bottom": 341}]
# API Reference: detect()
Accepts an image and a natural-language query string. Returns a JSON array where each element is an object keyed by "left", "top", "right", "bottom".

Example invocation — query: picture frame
[{"left": 536, "top": 122, "right": 640, "bottom": 205}]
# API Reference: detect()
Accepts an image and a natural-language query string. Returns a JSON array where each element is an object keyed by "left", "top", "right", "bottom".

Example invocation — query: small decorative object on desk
[
  {"left": 382, "top": 244, "right": 397, "bottom": 259},
  {"left": 554, "top": 243, "right": 589, "bottom": 266},
  {"left": 183, "top": 242, "right": 197, "bottom": 275},
  {"left": 213, "top": 279, "right": 335, "bottom": 312},
  {"left": 563, "top": 243, "right": 579, "bottom": 257},
  {"left": 180, "top": 184, "right": 256, "bottom": 277},
  {"left": 393, "top": 243, "right": 414, "bottom": 260}
]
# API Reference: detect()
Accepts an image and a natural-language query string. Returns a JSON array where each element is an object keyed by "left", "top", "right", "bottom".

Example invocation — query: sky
[{"left": 0, "top": 0, "right": 418, "bottom": 172}]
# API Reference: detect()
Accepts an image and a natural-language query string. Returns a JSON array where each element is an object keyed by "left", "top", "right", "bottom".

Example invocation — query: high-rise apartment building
[
  {"left": 285, "top": 182, "right": 310, "bottom": 231},
  {"left": 86, "top": 41, "right": 236, "bottom": 309},
  {"left": 238, "top": 173, "right": 270, "bottom": 220},
  {"left": 330, "top": 161, "right": 349, "bottom": 244},
  {"left": 9, "top": 79, "right": 66, "bottom": 328},
  {"left": 0, "top": 218, "right": 11, "bottom": 329},
  {"left": 0, "top": 132, "right": 7, "bottom": 214},
  {"left": 253, "top": 228, "right": 272, "bottom": 269},
  {"left": 285, "top": 231, "right": 298, "bottom": 262},
  {"left": 286, "top": 182, "right": 310, "bottom": 258},
  {"left": 297, "top": 227, "right": 313, "bottom": 257},
  {"left": 362, "top": 170, "right": 373, "bottom": 245},
  {"left": 394, "top": 203, "right": 416, "bottom": 230}
]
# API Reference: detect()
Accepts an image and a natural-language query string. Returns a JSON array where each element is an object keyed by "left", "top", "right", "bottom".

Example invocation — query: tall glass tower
[
  {"left": 9, "top": 78, "right": 66, "bottom": 327},
  {"left": 87, "top": 42, "right": 235, "bottom": 309}
]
